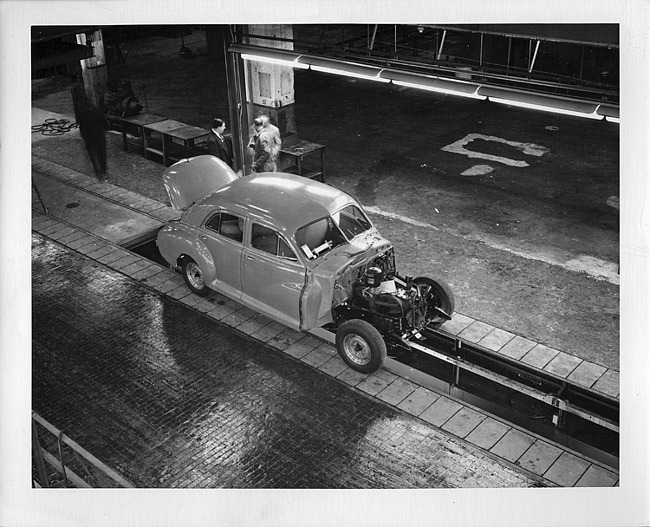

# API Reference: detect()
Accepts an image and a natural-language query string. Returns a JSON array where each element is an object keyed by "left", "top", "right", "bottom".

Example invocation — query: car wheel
[
  {"left": 181, "top": 257, "right": 210, "bottom": 297},
  {"left": 414, "top": 277, "right": 455, "bottom": 324},
  {"left": 335, "top": 319, "right": 386, "bottom": 374}
]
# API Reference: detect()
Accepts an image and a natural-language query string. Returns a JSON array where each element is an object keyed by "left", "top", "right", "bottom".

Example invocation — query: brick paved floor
[{"left": 32, "top": 234, "right": 542, "bottom": 488}]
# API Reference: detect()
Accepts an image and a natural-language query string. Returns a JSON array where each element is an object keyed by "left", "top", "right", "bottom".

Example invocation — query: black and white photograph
[{"left": 1, "top": 1, "right": 648, "bottom": 526}]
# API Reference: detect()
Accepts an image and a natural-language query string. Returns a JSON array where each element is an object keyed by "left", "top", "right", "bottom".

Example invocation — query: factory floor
[{"left": 32, "top": 28, "right": 620, "bottom": 372}]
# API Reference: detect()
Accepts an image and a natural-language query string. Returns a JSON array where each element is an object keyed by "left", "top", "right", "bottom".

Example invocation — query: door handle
[
  {"left": 200, "top": 235, "right": 207, "bottom": 240},
  {"left": 246, "top": 255, "right": 255, "bottom": 261}
]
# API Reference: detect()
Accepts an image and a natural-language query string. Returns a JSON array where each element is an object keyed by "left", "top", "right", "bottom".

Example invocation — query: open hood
[{"left": 162, "top": 155, "right": 239, "bottom": 211}]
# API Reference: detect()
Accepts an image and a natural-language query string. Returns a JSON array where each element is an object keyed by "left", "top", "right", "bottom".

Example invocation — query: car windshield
[
  {"left": 331, "top": 205, "right": 372, "bottom": 240},
  {"left": 295, "top": 216, "right": 347, "bottom": 260}
]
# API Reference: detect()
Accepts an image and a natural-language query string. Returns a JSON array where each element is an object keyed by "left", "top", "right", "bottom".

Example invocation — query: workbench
[
  {"left": 279, "top": 140, "right": 325, "bottom": 182},
  {"left": 113, "top": 113, "right": 167, "bottom": 153},
  {"left": 142, "top": 119, "right": 210, "bottom": 166}
]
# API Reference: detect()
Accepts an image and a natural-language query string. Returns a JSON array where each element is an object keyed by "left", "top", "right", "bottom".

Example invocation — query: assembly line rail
[{"left": 418, "top": 327, "right": 619, "bottom": 433}]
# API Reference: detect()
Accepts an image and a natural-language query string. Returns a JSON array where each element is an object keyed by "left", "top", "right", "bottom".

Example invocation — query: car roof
[{"left": 184, "top": 172, "right": 359, "bottom": 234}]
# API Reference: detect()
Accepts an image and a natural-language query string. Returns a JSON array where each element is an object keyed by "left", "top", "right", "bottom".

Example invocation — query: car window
[
  {"left": 205, "top": 212, "right": 243, "bottom": 242},
  {"left": 295, "top": 216, "right": 346, "bottom": 260},
  {"left": 332, "top": 205, "right": 372, "bottom": 240},
  {"left": 251, "top": 223, "right": 297, "bottom": 260}
]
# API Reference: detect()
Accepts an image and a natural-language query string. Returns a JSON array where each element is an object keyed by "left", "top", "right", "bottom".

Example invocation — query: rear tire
[
  {"left": 335, "top": 319, "right": 386, "bottom": 373},
  {"left": 181, "top": 257, "right": 210, "bottom": 297},
  {"left": 414, "top": 277, "right": 455, "bottom": 324}
]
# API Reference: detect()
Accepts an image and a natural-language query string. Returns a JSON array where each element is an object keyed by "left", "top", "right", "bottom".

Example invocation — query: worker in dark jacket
[
  {"left": 206, "top": 118, "right": 234, "bottom": 169},
  {"left": 76, "top": 97, "right": 108, "bottom": 181}
]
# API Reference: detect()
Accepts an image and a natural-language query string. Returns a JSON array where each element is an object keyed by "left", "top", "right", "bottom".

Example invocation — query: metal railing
[{"left": 32, "top": 412, "right": 134, "bottom": 488}]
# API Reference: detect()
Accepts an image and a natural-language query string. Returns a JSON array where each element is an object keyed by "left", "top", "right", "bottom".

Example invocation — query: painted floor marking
[
  {"left": 364, "top": 205, "right": 439, "bottom": 230},
  {"left": 461, "top": 164, "right": 494, "bottom": 176},
  {"left": 364, "top": 205, "right": 618, "bottom": 285},
  {"left": 441, "top": 133, "right": 550, "bottom": 167}
]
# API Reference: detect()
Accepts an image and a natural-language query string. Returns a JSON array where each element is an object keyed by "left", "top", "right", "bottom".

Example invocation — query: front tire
[
  {"left": 335, "top": 319, "right": 387, "bottom": 373},
  {"left": 414, "top": 277, "right": 455, "bottom": 324},
  {"left": 181, "top": 257, "right": 210, "bottom": 297}
]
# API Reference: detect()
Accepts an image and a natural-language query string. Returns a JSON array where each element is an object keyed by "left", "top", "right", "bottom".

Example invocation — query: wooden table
[
  {"left": 142, "top": 119, "right": 189, "bottom": 165},
  {"left": 142, "top": 119, "right": 211, "bottom": 166},
  {"left": 279, "top": 140, "right": 325, "bottom": 182},
  {"left": 117, "top": 113, "right": 167, "bottom": 152},
  {"left": 164, "top": 124, "right": 211, "bottom": 164}
]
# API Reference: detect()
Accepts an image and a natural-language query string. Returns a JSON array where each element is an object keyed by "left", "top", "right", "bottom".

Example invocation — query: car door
[
  {"left": 241, "top": 223, "right": 306, "bottom": 330},
  {"left": 201, "top": 211, "right": 244, "bottom": 299}
]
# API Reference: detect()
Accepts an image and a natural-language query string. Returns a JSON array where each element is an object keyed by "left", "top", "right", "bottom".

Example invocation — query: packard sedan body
[{"left": 157, "top": 155, "right": 454, "bottom": 373}]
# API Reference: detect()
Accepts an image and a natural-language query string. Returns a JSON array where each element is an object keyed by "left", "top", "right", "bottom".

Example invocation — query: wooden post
[
  {"left": 243, "top": 24, "right": 297, "bottom": 138},
  {"left": 76, "top": 29, "right": 109, "bottom": 108},
  {"left": 224, "top": 25, "right": 250, "bottom": 174}
]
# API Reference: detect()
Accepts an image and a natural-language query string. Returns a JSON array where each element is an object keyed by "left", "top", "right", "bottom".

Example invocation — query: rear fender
[{"left": 157, "top": 224, "right": 217, "bottom": 282}]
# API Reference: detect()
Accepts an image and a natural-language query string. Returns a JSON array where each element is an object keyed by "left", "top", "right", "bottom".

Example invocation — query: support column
[
  {"left": 223, "top": 25, "right": 250, "bottom": 174},
  {"left": 75, "top": 29, "right": 109, "bottom": 107},
  {"left": 244, "top": 25, "right": 297, "bottom": 139}
]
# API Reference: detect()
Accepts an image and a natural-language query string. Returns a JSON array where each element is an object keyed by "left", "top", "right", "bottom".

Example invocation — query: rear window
[
  {"left": 295, "top": 216, "right": 346, "bottom": 259},
  {"left": 205, "top": 212, "right": 243, "bottom": 242}
]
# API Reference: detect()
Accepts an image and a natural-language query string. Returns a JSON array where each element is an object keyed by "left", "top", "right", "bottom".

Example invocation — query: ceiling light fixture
[
  {"left": 228, "top": 44, "right": 619, "bottom": 121},
  {"left": 380, "top": 69, "right": 486, "bottom": 99},
  {"left": 241, "top": 53, "right": 309, "bottom": 69},
  {"left": 297, "top": 56, "right": 389, "bottom": 82},
  {"left": 229, "top": 43, "right": 308, "bottom": 69},
  {"left": 488, "top": 97, "right": 603, "bottom": 119},
  {"left": 597, "top": 104, "right": 620, "bottom": 124},
  {"left": 479, "top": 86, "right": 603, "bottom": 120}
]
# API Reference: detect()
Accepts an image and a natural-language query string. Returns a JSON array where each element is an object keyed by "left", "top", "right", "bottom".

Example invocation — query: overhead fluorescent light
[
  {"left": 380, "top": 69, "right": 486, "bottom": 100},
  {"left": 229, "top": 43, "right": 619, "bottom": 121},
  {"left": 297, "top": 56, "right": 389, "bottom": 82},
  {"left": 479, "top": 86, "right": 603, "bottom": 120},
  {"left": 391, "top": 80, "right": 485, "bottom": 99},
  {"left": 241, "top": 53, "right": 309, "bottom": 68},
  {"left": 229, "top": 43, "right": 308, "bottom": 69},
  {"left": 310, "top": 65, "right": 390, "bottom": 82},
  {"left": 597, "top": 104, "right": 620, "bottom": 122},
  {"left": 489, "top": 97, "right": 603, "bottom": 119}
]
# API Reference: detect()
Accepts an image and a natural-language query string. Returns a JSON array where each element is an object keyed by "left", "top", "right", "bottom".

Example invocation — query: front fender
[
  {"left": 299, "top": 271, "right": 327, "bottom": 330},
  {"left": 156, "top": 223, "right": 217, "bottom": 283}
]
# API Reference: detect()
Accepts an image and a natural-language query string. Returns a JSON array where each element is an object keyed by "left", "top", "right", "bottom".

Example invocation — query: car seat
[{"left": 221, "top": 219, "right": 242, "bottom": 241}]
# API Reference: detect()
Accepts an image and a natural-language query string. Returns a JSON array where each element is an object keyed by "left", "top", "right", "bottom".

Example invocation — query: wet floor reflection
[{"left": 32, "top": 234, "right": 536, "bottom": 488}]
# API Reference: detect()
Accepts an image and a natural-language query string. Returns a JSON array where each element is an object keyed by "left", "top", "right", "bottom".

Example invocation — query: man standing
[
  {"left": 249, "top": 116, "right": 282, "bottom": 173},
  {"left": 261, "top": 115, "right": 282, "bottom": 169},
  {"left": 206, "top": 118, "right": 234, "bottom": 169},
  {"left": 249, "top": 117, "right": 273, "bottom": 173},
  {"left": 76, "top": 97, "right": 108, "bottom": 181}
]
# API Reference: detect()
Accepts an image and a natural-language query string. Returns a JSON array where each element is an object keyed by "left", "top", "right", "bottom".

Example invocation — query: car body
[{"left": 157, "top": 155, "right": 454, "bottom": 372}]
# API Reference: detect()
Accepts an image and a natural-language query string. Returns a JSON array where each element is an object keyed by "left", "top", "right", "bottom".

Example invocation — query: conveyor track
[
  {"left": 418, "top": 327, "right": 618, "bottom": 431},
  {"left": 389, "top": 326, "right": 619, "bottom": 465}
]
